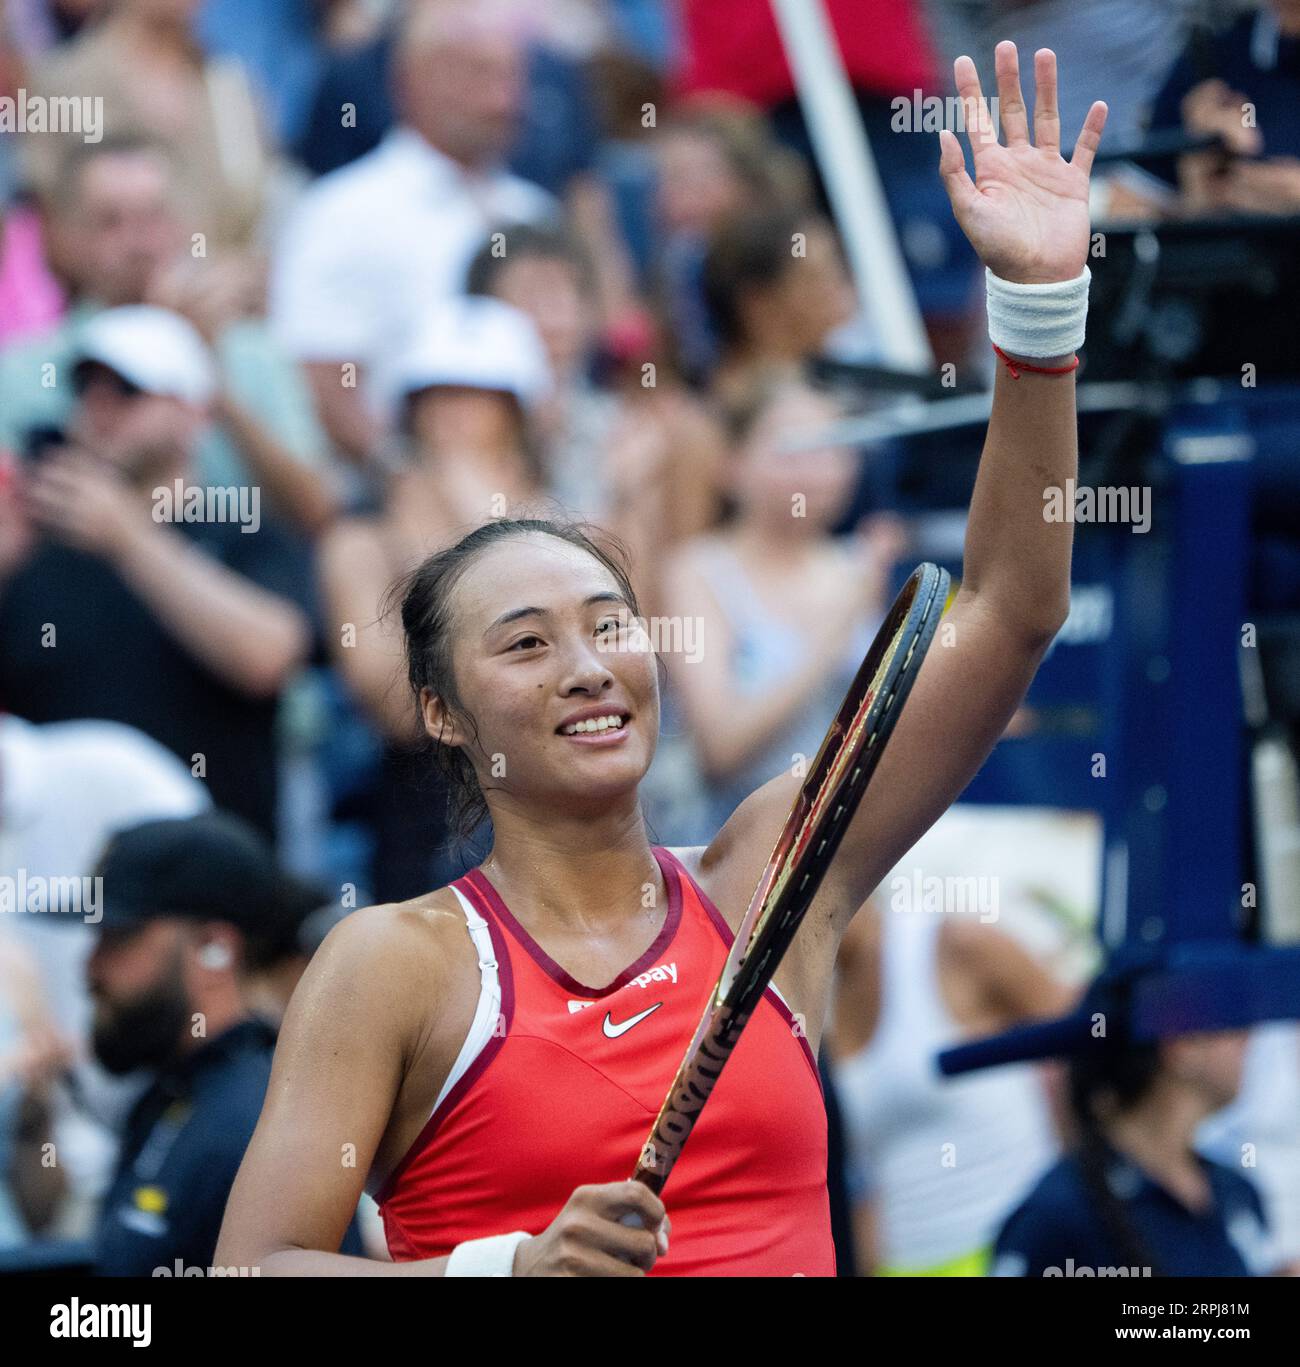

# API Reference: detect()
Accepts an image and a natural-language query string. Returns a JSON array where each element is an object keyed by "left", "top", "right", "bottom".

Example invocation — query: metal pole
[{"left": 769, "top": 0, "right": 934, "bottom": 373}]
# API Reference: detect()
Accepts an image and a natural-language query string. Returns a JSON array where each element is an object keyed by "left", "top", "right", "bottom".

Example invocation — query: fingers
[
  {"left": 994, "top": 40, "right": 1029, "bottom": 147},
  {"left": 587, "top": 1178, "right": 667, "bottom": 1229},
  {"left": 937, "top": 128, "right": 978, "bottom": 218},
  {"left": 1032, "top": 47, "right": 1060, "bottom": 152},
  {"left": 1069, "top": 99, "right": 1109, "bottom": 177},
  {"left": 953, "top": 53, "right": 998, "bottom": 157}
]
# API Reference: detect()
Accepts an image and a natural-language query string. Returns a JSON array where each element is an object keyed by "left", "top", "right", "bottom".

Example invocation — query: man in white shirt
[
  {"left": 270, "top": 0, "right": 557, "bottom": 465},
  {"left": 0, "top": 714, "right": 209, "bottom": 1233}
]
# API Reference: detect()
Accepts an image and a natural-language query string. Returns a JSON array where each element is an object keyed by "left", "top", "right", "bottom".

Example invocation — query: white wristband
[
  {"left": 444, "top": 1230, "right": 532, "bottom": 1277},
  {"left": 985, "top": 266, "right": 1091, "bottom": 359}
]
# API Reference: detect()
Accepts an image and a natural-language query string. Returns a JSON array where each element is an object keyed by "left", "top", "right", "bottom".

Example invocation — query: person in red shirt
[{"left": 215, "top": 43, "right": 1109, "bottom": 1277}]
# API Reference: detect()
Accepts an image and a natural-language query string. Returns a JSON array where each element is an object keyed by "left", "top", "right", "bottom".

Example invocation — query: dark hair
[
  {"left": 465, "top": 222, "right": 596, "bottom": 302},
  {"left": 390, "top": 517, "right": 654, "bottom": 844},
  {"left": 702, "top": 206, "right": 828, "bottom": 349},
  {"left": 1066, "top": 975, "right": 1166, "bottom": 1276}
]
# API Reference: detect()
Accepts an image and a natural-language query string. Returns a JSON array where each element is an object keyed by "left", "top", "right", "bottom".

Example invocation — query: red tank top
[{"left": 376, "top": 846, "right": 835, "bottom": 1276}]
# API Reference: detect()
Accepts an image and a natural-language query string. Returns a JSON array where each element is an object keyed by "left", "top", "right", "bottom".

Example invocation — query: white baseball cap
[
  {"left": 74, "top": 306, "right": 217, "bottom": 406},
  {"left": 395, "top": 296, "right": 552, "bottom": 414}
]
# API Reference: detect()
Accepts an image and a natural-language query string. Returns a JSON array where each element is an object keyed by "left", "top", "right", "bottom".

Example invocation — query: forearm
[
  {"left": 111, "top": 522, "right": 309, "bottom": 696},
  {"left": 960, "top": 348, "right": 1078, "bottom": 642},
  {"left": 218, "top": 393, "right": 341, "bottom": 536},
  {"left": 255, "top": 1247, "right": 450, "bottom": 1276}
]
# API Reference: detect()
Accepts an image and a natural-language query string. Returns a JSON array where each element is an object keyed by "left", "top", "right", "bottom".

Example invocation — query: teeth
[{"left": 562, "top": 714, "right": 626, "bottom": 735}]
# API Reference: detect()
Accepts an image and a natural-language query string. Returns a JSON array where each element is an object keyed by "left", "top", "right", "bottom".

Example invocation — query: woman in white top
[{"left": 828, "top": 897, "right": 1072, "bottom": 1275}]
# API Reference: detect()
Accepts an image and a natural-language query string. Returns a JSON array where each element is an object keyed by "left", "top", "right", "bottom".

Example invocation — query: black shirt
[
  {"left": 0, "top": 516, "right": 313, "bottom": 837},
  {"left": 991, "top": 1147, "right": 1270, "bottom": 1278},
  {"left": 1143, "top": 12, "right": 1300, "bottom": 188},
  {"left": 95, "top": 1017, "right": 364, "bottom": 1275}
]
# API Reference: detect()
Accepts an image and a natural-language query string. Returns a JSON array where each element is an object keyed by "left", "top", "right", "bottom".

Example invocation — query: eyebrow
[{"left": 484, "top": 592, "right": 628, "bottom": 638}]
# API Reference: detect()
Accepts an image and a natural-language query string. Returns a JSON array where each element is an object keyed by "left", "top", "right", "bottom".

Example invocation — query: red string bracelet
[{"left": 992, "top": 343, "right": 1080, "bottom": 380}]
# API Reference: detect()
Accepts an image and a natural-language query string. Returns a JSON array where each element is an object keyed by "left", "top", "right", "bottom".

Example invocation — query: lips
[{"left": 555, "top": 708, "right": 632, "bottom": 736}]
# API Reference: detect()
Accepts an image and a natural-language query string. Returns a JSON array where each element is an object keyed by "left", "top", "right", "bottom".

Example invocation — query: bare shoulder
[{"left": 290, "top": 887, "right": 481, "bottom": 1041}]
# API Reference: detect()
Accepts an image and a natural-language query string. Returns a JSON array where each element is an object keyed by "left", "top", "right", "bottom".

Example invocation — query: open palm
[{"left": 939, "top": 43, "right": 1108, "bottom": 286}]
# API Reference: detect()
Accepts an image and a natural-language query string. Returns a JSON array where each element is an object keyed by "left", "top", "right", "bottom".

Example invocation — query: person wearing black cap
[
  {"left": 87, "top": 810, "right": 360, "bottom": 1275},
  {"left": 938, "top": 947, "right": 1295, "bottom": 1278}
]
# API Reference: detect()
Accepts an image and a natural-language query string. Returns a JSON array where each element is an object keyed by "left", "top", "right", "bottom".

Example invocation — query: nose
[{"left": 559, "top": 635, "right": 618, "bottom": 697}]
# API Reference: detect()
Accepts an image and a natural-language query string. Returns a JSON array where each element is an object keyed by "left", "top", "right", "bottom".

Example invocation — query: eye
[
  {"left": 508, "top": 634, "right": 543, "bottom": 651},
  {"left": 595, "top": 617, "right": 622, "bottom": 636}
]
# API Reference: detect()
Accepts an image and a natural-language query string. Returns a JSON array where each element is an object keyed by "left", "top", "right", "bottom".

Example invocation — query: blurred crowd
[{"left": 0, "top": 0, "right": 1298, "bottom": 1277}]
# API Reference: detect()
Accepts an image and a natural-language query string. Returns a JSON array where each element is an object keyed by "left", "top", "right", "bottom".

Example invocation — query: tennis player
[{"left": 216, "top": 44, "right": 1108, "bottom": 1277}]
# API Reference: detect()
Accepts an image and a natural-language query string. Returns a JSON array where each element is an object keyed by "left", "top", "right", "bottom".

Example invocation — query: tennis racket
[{"left": 630, "top": 561, "right": 950, "bottom": 1197}]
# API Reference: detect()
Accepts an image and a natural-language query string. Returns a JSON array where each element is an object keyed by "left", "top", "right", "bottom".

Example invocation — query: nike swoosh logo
[{"left": 602, "top": 1002, "right": 663, "bottom": 1038}]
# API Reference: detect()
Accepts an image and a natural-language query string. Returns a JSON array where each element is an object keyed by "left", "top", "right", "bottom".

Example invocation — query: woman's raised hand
[{"left": 938, "top": 42, "right": 1107, "bottom": 286}]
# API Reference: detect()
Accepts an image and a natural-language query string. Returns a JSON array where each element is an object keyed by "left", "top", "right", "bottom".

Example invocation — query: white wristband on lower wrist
[
  {"left": 444, "top": 1230, "right": 532, "bottom": 1277},
  {"left": 985, "top": 266, "right": 1091, "bottom": 359}
]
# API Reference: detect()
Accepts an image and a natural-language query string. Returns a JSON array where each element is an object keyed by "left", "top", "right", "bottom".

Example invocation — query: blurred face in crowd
[
  {"left": 730, "top": 385, "right": 858, "bottom": 534},
  {"left": 58, "top": 150, "right": 185, "bottom": 307},
  {"left": 425, "top": 533, "right": 659, "bottom": 818},
  {"left": 491, "top": 254, "right": 593, "bottom": 381},
  {"left": 742, "top": 220, "right": 856, "bottom": 358},
  {"left": 88, "top": 922, "right": 193, "bottom": 1074},
  {"left": 69, "top": 363, "right": 203, "bottom": 480},
  {"left": 396, "top": 5, "right": 526, "bottom": 169},
  {"left": 655, "top": 129, "right": 750, "bottom": 238},
  {"left": 408, "top": 384, "right": 526, "bottom": 460},
  {"left": 1161, "top": 1029, "right": 1249, "bottom": 1112}
]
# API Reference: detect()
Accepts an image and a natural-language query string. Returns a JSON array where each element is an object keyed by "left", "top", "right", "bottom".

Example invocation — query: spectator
[
  {"left": 649, "top": 100, "right": 811, "bottom": 384},
  {"left": 21, "top": 0, "right": 276, "bottom": 254},
  {"left": 0, "top": 711, "right": 208, "bottom": 1236},
  {"left": 317, "top": 295, "right": 552, "bottom": 901},
  {"left": 271, "top": 0, "right": 558, "bottom": 464},
  {"left": 467, "top": 223, "right": 726, "bottom": 611},
  {"left": 661, "top": 381, "right": 897, "bottom": 833},
  {"left": 0, "top": 308, "right": 313, "bottom": 838},
  {"left": 0, "top": 136, "right": 336, "bottom": 532},
  {"left": 992, "top": 962, "right": 1272, "bottom": 1277},
  {"left": 0, "top": 929, "right": 72, "bottom": 1247},
  {"left": 701, "top": 206, "right": 857, "bottom": 418},
  {"left": 829, "top": 896, "right": 1071, "bottom": 1276},
  {"left": 1110, "top": 0, "right": 1300, "bottom": 218},
  {"left": 86, "top": 811, "right": 363, "bottom": 1273}
]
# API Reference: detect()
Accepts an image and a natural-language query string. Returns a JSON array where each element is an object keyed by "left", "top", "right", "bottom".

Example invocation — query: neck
[
  {"left": 174, "top": 992, "right": 247, "bottom": 1058},
  {"left": 478, "top": 795, "right": 664, "bottom": 935},
  {"left": 1104, "top": 1080, "right": 1212, "bottom": 1195}
]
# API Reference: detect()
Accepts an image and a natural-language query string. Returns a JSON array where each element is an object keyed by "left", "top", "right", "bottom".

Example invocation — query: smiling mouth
[{"left": 557, "top": 712, "right": 631, "bottom": 737}]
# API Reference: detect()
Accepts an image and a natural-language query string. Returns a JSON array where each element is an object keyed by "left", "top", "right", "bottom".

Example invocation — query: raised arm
[{"left": 701, "top": 44, "right": 1108, "bottom": 934}]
